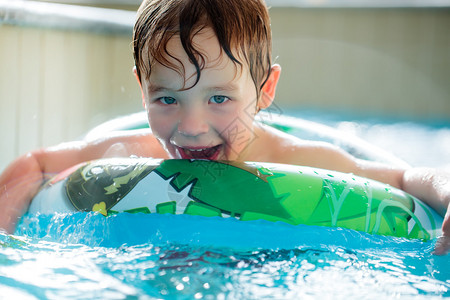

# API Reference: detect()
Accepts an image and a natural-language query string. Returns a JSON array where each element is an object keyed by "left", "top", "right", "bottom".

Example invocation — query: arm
[
  {"left": 285, "top": 141, "right": 450, "bottom": 254},
  {"left": 330, "top": 148, "right": 450, "bottom": 255},
  {"left": 0, "top": 151, "right": 45, "bottom": 233},
  {"left": 0, "top": 141, "right": 101, "bottom": 233},
  {"left": 402, "top": 168, "right": 450, "bottom": 218},
  {"left": 0, "top": 130, "right": 167, "bottom": 234},
  {"left": 330, "top": 149, "right": 450, "bottom": 255},
  {"left": 357, "top": 163, "right": 450, "bottom": 255},
  {"left": 402, "top": 168, "right": 450, "bottom": 255}
]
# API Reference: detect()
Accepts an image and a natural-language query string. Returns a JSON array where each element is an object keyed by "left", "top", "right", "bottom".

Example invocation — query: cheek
[
  {"left": 147, "top": 110, "right": 174, "bottom": 139},
  {"left": 219, "top": 108, "right": 255, "bottom": 148}
]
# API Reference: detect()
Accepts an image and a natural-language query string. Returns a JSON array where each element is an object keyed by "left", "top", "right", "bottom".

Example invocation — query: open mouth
[{"left": 177, "top": 145, "right": 222, "bottom": 160}]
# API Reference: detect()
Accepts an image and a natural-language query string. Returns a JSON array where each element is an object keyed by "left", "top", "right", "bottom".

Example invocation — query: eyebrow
[
  {"left": 147, "top": 85, "right": 171, "bottom": 93},
  {"left": 148, "top": 83, "right": 240, "bottom": 94},
  {"left": 209, "top": 83, "right": 239, "bottom": 92}
]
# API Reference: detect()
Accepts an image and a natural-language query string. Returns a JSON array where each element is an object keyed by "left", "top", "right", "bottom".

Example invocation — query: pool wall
[{"left": 1, "top": 0, "right": 449, "bottom": 171}]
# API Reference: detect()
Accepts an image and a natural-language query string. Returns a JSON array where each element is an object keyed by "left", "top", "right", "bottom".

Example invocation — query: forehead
[
  {"left": 168, "top": 28, "right": 222, "bottom": 66},
  {"left": 143, "top": 28, "right": 248, "bottom": 90}
]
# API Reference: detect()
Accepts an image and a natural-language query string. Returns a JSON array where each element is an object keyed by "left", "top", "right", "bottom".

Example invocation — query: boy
[{"left": 0, "top": 0, "right": 449, "bottom": 254}]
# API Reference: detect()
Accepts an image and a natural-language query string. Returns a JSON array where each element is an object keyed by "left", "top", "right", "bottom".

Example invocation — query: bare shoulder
[
  {"left": 254, "top": 124, "right": 349, "bottom": 166},
  {"left": 262, "top": 125, "right": 355, "bottom": 169},
  {"left": 255, "top": 123, "right": 405, "bottom": 187}
]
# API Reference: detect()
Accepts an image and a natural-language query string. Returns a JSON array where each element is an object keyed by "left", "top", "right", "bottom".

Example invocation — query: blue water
[
  {"left": 1, "top": 113, "right": 450, "bottom": 299},
  {"left": 288, "top": 109, "right": 450, "bottom": 169},
  {"left": 3, "top": 213, "right": 449, "bottom": 299}
]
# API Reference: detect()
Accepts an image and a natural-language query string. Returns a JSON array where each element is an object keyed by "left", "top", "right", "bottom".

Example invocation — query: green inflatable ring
[{"left": 29, "top": 157, "right": 442, "bottom": 240}]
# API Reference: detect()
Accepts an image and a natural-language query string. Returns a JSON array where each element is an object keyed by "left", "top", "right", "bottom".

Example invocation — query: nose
[{"left": 177, "top": 107, "right": 209, "bottom": 137}]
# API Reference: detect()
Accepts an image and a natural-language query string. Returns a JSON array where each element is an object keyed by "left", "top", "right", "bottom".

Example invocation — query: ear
[
  {"left": 133, "top": 66, "right": 146, "bottom": 108},
  {"left": 258, "top": 64, "right": 281, "bottom": 110}
]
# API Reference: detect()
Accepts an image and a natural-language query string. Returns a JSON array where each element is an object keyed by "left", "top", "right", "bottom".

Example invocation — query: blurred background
[{"left": 1, "top": 0, "right": 449, "bottom": 171}]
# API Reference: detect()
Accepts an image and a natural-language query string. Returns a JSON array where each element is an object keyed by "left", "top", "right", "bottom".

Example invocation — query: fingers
[
  {"left": 433, "top": 204, "right": 450, "bottom": 255},
  {"left": 433, "top": 235, "right": 450, "bottom": 256}
]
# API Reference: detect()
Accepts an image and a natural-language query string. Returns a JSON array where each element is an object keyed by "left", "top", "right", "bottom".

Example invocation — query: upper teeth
[{"left": 188, "top": 148, "right": 206, "bottom": 152}]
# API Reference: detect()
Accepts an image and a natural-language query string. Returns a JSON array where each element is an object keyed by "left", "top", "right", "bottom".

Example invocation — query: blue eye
[
  {"left": 159, "top": 97, "right": 177, "bottom": 105},
  {"left": 210, "top": 95, "right": 229, "bottom": 104}
]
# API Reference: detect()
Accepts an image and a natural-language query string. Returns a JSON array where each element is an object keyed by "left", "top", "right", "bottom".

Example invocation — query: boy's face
[{"left": 139, "top": 28, "right": 261, "bottom": 161}]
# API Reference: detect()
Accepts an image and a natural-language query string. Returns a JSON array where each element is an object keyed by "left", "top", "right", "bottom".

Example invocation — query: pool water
[
  {"left": 290, "top": 109, "right": 450, "bottom": 169},
  {"left": 6, "top": 213, "right": 450, "bottom": 299},
  {"left": 1, "top": 112, "right": 449, "bottom": 299}
]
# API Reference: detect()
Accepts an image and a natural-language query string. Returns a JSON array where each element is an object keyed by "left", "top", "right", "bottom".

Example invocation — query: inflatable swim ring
[{"left": 29, "top": 158, "right": 442, "bottom": 240}]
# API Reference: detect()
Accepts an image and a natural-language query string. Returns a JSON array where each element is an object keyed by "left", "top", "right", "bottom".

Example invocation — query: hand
[{"left": 433, "top": 202, "right": 450, "bottom": 255}]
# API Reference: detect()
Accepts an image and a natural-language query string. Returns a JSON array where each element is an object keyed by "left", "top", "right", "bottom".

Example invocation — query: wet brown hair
[{"left": 133, "top": 0, "right": 272, "bottom": 98}]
